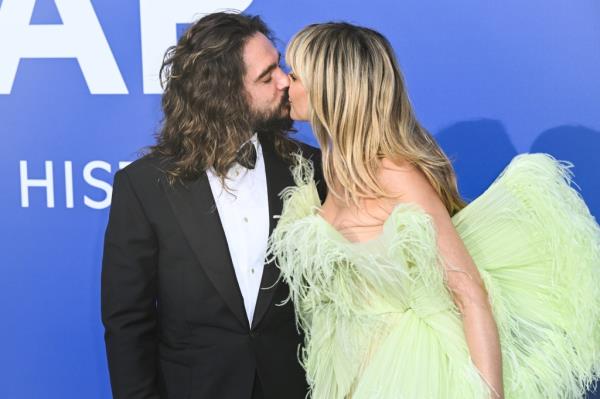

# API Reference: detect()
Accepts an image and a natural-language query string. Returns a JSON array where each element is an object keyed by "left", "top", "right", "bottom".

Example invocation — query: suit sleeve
[{"left": 101, "top": 169, "right": 160, "bottom": 399}]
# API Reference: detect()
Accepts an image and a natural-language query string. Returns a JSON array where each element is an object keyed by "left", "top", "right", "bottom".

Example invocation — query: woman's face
[{"left": 287, "top": 71, "right": 309, "bottom": 121}]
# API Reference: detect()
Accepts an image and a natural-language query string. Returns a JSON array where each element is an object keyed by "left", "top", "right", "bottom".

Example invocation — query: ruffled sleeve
[{"left": 453, "top": 153, "right": 600, "bottom": 398}]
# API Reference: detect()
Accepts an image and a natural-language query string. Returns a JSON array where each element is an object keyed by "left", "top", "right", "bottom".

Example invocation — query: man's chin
[
  {"left": 250, "top": 106, "right": 289, "bottom": 131},
  {"left": 252, "top": 115, "right": 293, "bottom": 134}
]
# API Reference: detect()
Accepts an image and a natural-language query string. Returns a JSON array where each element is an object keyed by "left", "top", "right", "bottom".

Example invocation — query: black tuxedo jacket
[{"left": 101, "top": 136, "right": 324, "bottom": 399}]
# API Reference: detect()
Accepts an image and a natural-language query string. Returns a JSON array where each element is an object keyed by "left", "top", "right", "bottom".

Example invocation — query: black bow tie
[{"left": 236, "top": 139, "right": 257, "bottom": 169}]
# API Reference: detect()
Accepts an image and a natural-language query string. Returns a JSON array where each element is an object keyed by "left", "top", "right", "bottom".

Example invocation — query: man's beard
[{"left": 248, "top": 92, "right": 294, "bottom": 134}]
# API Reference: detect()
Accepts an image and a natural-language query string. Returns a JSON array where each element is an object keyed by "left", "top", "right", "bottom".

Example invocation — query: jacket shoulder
[
  {"left": 290, "top": 139, "right": 321, "bottom": 160},
  {"left": 286, "top": 139, "right": 326, "bottom": 200},
  {"left": 119, "top": 155, "right": 169, "bottom": 181}
]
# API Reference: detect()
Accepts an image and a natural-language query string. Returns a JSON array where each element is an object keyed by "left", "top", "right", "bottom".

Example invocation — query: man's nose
[{"left": 274, "top": 67, "right": 290, "bottom": 90}]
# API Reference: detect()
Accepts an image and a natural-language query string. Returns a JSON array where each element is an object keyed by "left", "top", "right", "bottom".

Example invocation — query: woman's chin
[{"left": 290, "top": 111, "right": 308, "bottom": 122}]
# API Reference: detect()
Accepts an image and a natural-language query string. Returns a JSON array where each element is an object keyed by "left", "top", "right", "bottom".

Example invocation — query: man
[{"left": 101, "top": 12, "right": 323, "bottom": 399}]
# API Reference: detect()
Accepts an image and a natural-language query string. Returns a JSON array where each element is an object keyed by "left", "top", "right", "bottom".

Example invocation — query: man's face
[{"left": 242, "top": 33, "right": 291, "bottom": 131}]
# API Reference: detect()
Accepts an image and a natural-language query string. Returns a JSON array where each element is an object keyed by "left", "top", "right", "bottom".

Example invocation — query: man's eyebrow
[{"left": 254, "top": 53, "right": 281, "bottom": 82}]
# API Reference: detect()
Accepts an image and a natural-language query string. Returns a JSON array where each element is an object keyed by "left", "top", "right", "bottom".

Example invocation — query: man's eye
[{"left": 263, "top": 77, "right": 272, "bottom": 84}]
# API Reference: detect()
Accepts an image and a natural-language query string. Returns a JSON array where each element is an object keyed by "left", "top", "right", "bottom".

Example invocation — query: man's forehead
[{"left": 243, "top": 33, "right": 279, "bottom": 75}]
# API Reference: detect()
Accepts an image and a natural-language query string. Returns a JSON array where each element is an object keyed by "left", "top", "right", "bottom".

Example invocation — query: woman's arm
[
  {"left": 380, "top": 162, "right": 504, "bottom": 399},
  {"left": 429, "top": 206, "right": 504, "bottom": 398}
]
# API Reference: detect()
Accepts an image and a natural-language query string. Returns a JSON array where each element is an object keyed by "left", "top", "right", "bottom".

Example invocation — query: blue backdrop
[{"left": 1, "top": 1, "right": 599, "bottom": 398}]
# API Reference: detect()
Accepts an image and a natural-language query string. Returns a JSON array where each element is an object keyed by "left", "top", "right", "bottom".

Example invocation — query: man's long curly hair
[{"left": 148, "top": 12, "right": 295, "bottom": 183}]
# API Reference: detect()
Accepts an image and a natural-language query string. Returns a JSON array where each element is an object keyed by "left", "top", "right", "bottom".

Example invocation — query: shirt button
[
  {"left": 243, "top": 216, "right": 248, "bottom": 223},
  {"left": 251, "top": 268, "right": 255, "bottom": 274}
]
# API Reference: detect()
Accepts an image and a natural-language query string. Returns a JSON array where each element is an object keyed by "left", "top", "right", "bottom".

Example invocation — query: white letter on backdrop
[
  {"left": 83, "top": 161, "right": 112, "bottom": 209},
  {"left": 0, "top": 0, "right": 128, "bottom": 94}
]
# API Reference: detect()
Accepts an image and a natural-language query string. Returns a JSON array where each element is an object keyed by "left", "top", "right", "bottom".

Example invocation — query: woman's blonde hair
[{"left": 286, "top": 22, "right": 465, "bottom": 214}]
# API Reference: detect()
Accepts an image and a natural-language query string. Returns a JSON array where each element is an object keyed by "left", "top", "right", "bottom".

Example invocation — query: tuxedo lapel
[
  {"left": 163, "top": 174, "right": 249, "bottom": 330},
  {"left": 252, "top": 137, "right": 295, "bottom": 329}
]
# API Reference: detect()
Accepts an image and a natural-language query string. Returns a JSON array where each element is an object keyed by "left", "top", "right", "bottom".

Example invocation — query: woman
[{"left": 268, "top": 22, "right": 600, "bottom": 398}]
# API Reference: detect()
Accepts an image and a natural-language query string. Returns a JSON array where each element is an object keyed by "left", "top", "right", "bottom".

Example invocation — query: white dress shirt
[{"left": 206, "top": 134, "right": 269, "bottom": 325}]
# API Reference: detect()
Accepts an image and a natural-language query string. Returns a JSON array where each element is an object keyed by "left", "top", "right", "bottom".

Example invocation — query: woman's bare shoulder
[{"left": 378, "top": 158, "right": 447, "bottom": 216}]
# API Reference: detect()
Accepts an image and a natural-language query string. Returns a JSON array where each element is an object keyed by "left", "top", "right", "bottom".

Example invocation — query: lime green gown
[{"left": 267, "top": 154, "right": 600, "bottom": 399}]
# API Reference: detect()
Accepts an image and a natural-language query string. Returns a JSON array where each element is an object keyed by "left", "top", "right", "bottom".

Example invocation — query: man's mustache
[{"left": 280, "top": 91, "right": 290, "bottom": 108}]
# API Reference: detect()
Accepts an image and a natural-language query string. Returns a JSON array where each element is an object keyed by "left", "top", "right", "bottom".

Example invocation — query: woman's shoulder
[
  {"left": 379, "top": 158, "right": 426, "bottom": 191},
  {"left": 377, "top": 158, "right": 447, "bottom": 218}
]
